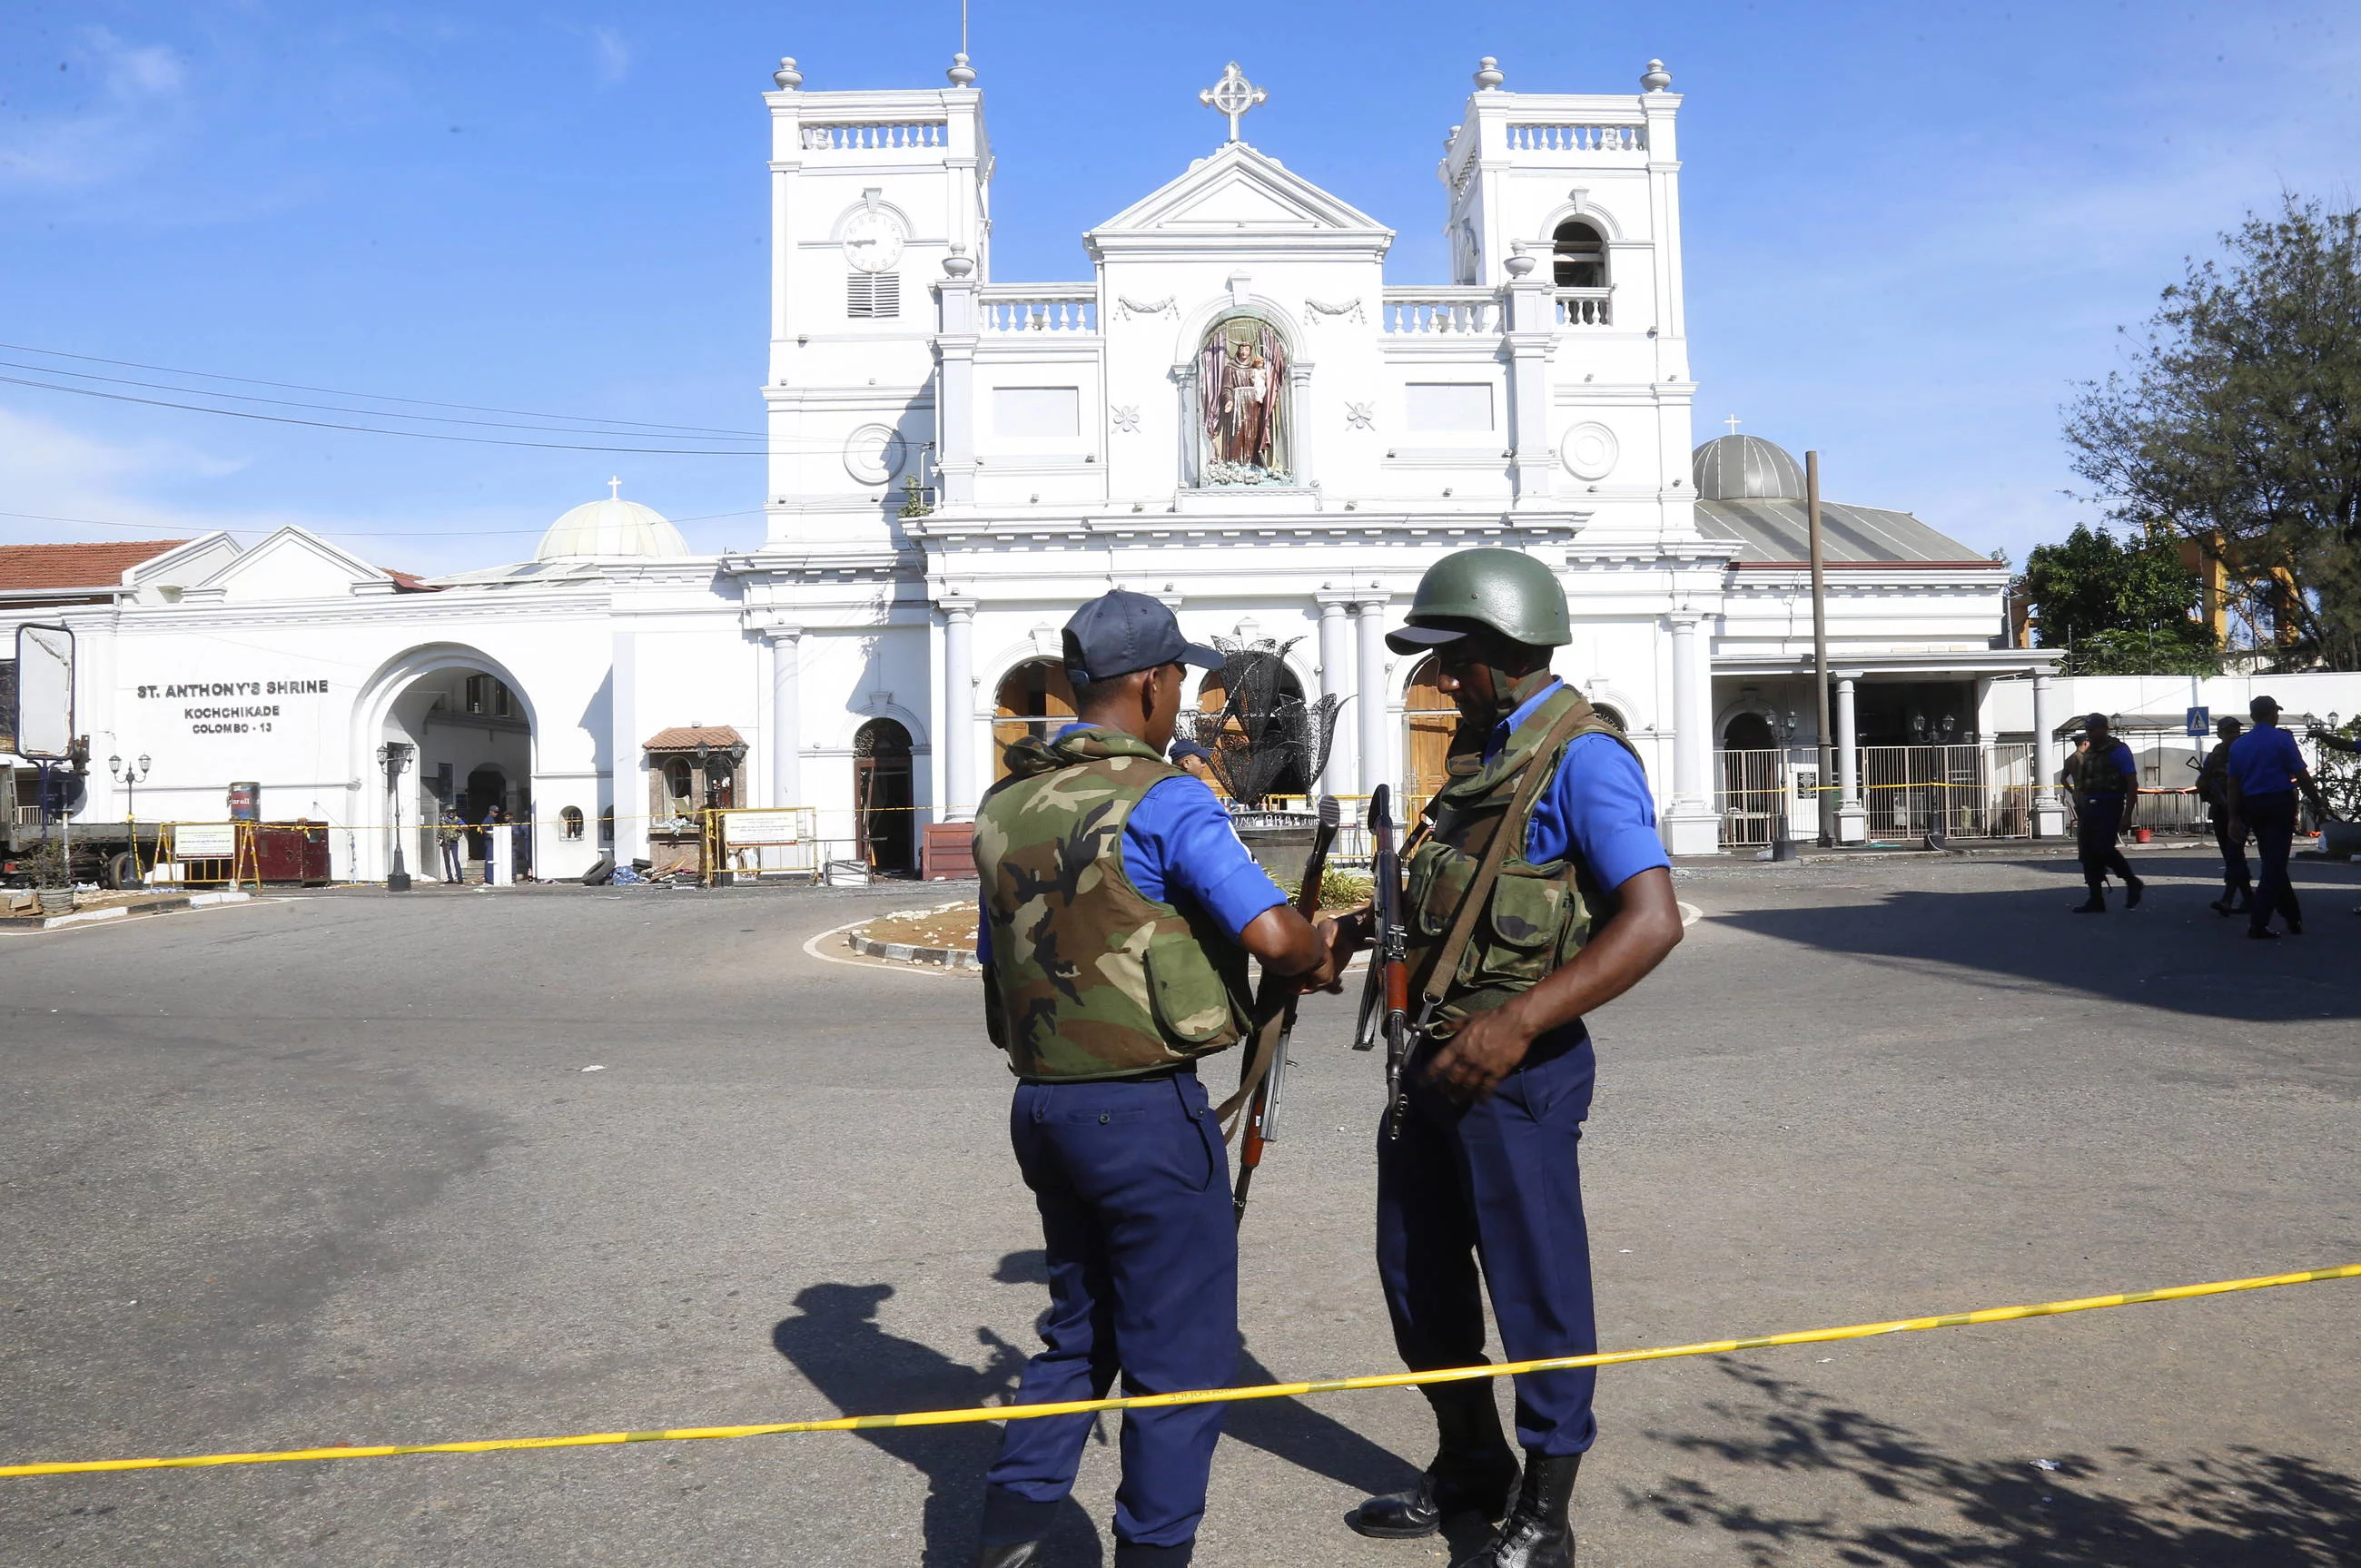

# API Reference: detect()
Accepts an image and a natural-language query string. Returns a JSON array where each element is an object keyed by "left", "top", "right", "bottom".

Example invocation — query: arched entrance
[
  {"left": 854, "top": 718, "right": 914, "bottom": 873},
  {"left": 362, "top": 655, "right": 537, "bottom": 884},
  {"left": 1723, "top": 712, "right": 1776, "bottom": 752},
  {"left": 992, "top": 657, "right": 1076, "bottom": 779},
  {"left": 1403, "top": 656, "right": 1459, "bottom": 816}
]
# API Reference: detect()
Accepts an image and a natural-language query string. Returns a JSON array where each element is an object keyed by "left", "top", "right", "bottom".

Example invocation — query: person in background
[
  {"left": 437, "top": 805, "right": 465, "bottom": 884},
  {"left": 1167, "top": 738, "right": 1221, "bottom": 792},
  {"left": 2197, "top": 716, "right": 2252, "bottom": 917},
  {"left": 2059, "top": 734, "right": 2090, "bottom": 831},
  {"left": 511, "top": 807, "right": 533, "bottom": 883},
  {"left": 2227, "top": 696, "right": 2332, "bottom": 940},
  {"left": 2069, "top": 715, "right": 2145, "bottom": 914},
  {"left": 2306, "top": 722, "right": 2359, "bottom": 916}
]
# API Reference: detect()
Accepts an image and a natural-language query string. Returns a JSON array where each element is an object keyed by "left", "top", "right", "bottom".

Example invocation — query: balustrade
[
  {"left": 1381, "top": 290, "right": 1502, "bottom": 335},
  {"left": 801, "top": 122, "right": 948, "bottom": 151},
  {"left": 977, "top": 289, "right": 1099, "bottom": 333},
  {"left": 1505, "top": 123, "right": 1646, "bottom": 153},
  {"left": 1555, "top": 289, "right": 1614, "bottom": 327}
]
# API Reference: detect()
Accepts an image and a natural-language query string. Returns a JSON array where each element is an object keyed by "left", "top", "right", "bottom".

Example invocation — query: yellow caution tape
[{"left": 3, "top": 1262, "right": 2353, "bottom": 1480}]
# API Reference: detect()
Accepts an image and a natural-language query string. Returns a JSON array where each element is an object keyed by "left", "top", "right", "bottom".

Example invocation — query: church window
[
  {"left": 1552, "top": 221, "right": 1606, "bottom": 289},
  {"left": 463, "top": 673, "right": 513, "bottom": 717},
  {"left": 846, "top": 271, "right": 901, "bottom": 319},
  {"left": 559, "top": 806, "right": 585, "bottom": 840}
]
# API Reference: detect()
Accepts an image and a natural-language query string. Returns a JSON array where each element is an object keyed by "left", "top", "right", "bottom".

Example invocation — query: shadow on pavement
[
  {"left": 1710, "top": 864, "right": 2361, "bottom": 1023},
  {"left": 770, "top": 1249, "right": 1433, "bottom": 1562},
  {"left": 1625, "top": 1362, "right": 2361, "bottom": 1566}
]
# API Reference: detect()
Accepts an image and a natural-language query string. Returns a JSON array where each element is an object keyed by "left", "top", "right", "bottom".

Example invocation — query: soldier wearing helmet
[{"left": 1341, "top": 548, "right": 1685, "bottom": 1568}]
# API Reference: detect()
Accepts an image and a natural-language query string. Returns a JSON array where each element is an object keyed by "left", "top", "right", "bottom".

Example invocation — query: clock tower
[{"left": 759, "top": 56, "right": 992, "bottom": 548}]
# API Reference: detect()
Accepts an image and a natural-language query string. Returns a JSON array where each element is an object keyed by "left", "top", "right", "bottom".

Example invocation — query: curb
[
  {"left": 845, "top": 900, "right": 980, "bottom": 971},
  {"left": 36, "top": 888, "right": 252, "bottom": 931}
]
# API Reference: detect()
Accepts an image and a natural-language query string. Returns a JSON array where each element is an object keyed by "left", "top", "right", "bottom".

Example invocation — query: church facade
[{"left": 6, "top": 54, "right": 2050, "bottom": 882}]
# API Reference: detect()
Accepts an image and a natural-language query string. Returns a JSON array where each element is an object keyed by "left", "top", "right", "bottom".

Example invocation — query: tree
[
  {"left": 2018, "top": 522, "right": 2216, "bottom": 675},
  {"left": 2063, "top": 195, "right": 2361, "bottom": 669}
]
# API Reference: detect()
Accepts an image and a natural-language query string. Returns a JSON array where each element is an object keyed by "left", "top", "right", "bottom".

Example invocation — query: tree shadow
[
  {"left": 1625, "top": 1362, "right": 2361, "bottom": 1565},
  {"left": 1711, "top": 866, "right": 2361, "bottom": 1023}
]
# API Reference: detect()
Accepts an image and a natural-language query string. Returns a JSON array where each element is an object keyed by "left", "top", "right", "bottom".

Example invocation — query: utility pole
[{"left": 1808, "top": 450, "right": 1832, "bottom": 845}]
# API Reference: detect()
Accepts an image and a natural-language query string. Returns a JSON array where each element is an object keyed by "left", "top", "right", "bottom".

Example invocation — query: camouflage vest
[
  {"left": 2078, "top": 742, "right": 2132, "bottom": 798},
  {"left": 973, "top": 727, "right": 1253, "bottom": 1080},
  {"left": 1404, "top": 684, "right": 1639, "bottom": 1028}
]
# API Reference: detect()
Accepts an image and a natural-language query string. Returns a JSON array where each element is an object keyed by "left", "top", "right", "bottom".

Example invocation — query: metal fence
[{"left": 1716, "top": 744, "right": 2038, "bottom": 849}]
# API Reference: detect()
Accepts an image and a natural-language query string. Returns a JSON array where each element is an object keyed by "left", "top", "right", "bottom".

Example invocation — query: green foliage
[
  {"left": 16, "top": 837, "right": 69, "bottom": 890},
  {"left": 1271, "top": 866, "right": 1376, "bottom": 910},
  {"left": 2019, "top": 523, "right": 2215, "bottom": 674},
  {"left": 2062, "top": 195, "right": 2361, "bottom": 668}
]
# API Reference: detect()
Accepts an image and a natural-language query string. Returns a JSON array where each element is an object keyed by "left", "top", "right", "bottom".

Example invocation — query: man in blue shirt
[
  {"left": 2226, "top": 695, "right": 2331, "bottom": 939},
  {"left": 2068, "top": 714, "right": 2146, "bottom": 914},
  {"left": 970, "top": 590, "right": 1347, "bottom": 1568},
  {"left": 1339, "top": 548, "right": 1684, "bottom": 1568}
]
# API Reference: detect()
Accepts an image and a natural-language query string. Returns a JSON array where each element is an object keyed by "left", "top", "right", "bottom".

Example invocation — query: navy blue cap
[
  {"left": 1168, "top": 739, "right": 1215, "bottom": 764},
  {"left": 1062, "top": 590, "right": 1222, "bottom": 684}
]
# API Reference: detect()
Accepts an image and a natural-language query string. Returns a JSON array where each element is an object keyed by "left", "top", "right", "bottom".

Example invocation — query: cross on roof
[
  {"left": 1724, "top": 415, "right": 1743, "bottom": 436},
  {"left": 608, "top": 476, "right": 623, "bottom": 498},
  {"left": 1199, "top": 62, "right": 1266, "bottom": 143}
]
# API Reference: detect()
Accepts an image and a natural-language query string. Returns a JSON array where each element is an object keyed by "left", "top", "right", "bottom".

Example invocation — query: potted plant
[{"left": 24, "top": 838, "right": 73, "bottom": 914}]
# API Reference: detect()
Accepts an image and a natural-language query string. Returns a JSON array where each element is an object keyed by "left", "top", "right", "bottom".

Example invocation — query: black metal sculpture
[{"left": 1185, "top": 636, "right": 1342, "bottom": 810}]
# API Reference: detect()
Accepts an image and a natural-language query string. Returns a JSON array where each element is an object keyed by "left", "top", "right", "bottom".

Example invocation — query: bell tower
[{"left": 760, "top": 55, "right": 993, "bottom": 546}]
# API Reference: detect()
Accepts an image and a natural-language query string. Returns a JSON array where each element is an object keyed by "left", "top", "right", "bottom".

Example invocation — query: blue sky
[{"left": 3, "top": 2, "right": 2356, "bottom": 577}]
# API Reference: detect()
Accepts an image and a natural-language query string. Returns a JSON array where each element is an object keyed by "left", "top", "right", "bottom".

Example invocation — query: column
[
  {"left": 1834, "top": 673, "right": 1867, "bottom": 844},
  {"left": 1316, "top": 596, "right": 1356, "bottom": 796},
  {"left": 1355, "top": 598, "right": 1391, "bottom": 800},
  {"left": 941, "top": 598, "right": 978, "bottom": 819},
  {"left": 765, "top": 626, "right": 804, "bottom": 806},
  {"left": 934, "top": 253, "right": 979, "bottom": 507},
  {"left": 2030, "top": 666, "right": 2065, "bottom": 837},
  {"left": 1502, "top": 251, "right": 1555, "bottom": 505},
  {"left": 1662, "top": 612, "right": 1721, "bottom": 854}
]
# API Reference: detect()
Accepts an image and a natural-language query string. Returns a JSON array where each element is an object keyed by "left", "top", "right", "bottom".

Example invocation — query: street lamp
[
  {"left": 377, "top": 741, "right": 415, "bottom": 892},
  {"left": 108, "top": 754, "right": 152, "bottom": 887}
]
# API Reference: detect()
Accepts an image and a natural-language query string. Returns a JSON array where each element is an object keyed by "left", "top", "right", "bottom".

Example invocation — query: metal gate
[{"left": 1718, "top": 744, "right": 2035, "bottom": 848}]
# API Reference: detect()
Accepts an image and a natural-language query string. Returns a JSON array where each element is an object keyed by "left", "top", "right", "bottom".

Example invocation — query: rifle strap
[
  {"left": 1418, "top": 697, "right": 1599, "bottom": 1011},
  {"left": 1215, "top": 823, "right": 1338, "bottom": 1132}
]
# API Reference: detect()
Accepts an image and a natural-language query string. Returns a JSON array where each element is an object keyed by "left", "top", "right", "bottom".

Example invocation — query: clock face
[{"left": 841, "top": 209, "right": 905, "bottom": 273}]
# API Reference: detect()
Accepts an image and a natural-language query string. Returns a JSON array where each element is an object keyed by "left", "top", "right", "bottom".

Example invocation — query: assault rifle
[
  {"left": 1231, "top": 794, "right": 1341, "bottom": 1230},
  {"left": 1351, "top": 784, "right": 1413, "bottom": 1140}
]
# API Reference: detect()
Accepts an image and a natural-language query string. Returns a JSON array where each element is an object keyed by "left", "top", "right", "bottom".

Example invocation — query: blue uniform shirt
[
  {"left": 975, "top": 725, "right": 1288, "bottom": 965},
  {"left": 2227, "top": 723, "right": 2307, "bottom": 797},
  {"left": 1487, "top": 682, "right": 1674, "bottom": 890},
  {"left": 1479, "top": 682, "right": 1672, "bottom": 1060},
  {"left": 2079, "top": 740, "right": 2139, "bottom": 796}
]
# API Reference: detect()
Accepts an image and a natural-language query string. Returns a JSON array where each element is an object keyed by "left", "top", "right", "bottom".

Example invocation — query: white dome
[{"left": 535, "top": 492, "right": 691, "bottom": 561}]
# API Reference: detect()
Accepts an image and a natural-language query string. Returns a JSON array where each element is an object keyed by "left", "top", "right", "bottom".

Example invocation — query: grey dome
[{"left": 1692, "top": 434, "right": 1805, "bottom": 501}]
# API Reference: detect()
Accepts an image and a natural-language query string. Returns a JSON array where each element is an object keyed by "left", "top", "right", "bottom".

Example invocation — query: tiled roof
[
  {"left": 0, "top": 539, "right": 187, "bottom": 593},
  {"left": 385, "top": 569, "right": 443, "bottom": 593},
  {"left": 643, "top": 725, "right": 746, "bottom": 752}
]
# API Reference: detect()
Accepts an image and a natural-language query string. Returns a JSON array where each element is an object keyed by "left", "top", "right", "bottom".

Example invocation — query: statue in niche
[{"left": 1198, "top": 317, "right": 1289, "bottom": 485}]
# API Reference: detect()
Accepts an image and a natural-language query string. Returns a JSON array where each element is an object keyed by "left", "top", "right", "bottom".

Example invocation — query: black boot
[
  {"left": 2071, "top": 891, "right": 2106, "bottom": 913},
  {"left": 1454, "top": 1453, "right": 1581, "bottom": 1568},
  {"left": 2124, "top": 873, "right": 2145, "bottom": 908},
  {"left": 1111, "top": 1543, "right": 1191, "bottom": 1567},
  {"left": 1346, "top": 1384, "right": 1519, "bottom": 1539}
]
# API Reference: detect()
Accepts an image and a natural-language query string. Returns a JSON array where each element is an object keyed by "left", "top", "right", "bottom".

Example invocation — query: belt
[{"left": 1016, "top": 1063, "right": 1199, "bottom": 1087}]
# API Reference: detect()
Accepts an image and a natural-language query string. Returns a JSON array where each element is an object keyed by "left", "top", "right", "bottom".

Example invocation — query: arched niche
[{"left": 992, "top": 656, "right": 1076, "bottom": 779}]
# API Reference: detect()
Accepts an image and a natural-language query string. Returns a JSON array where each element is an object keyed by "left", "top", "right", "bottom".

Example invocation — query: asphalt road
[{"left": 2, "top": 849, "right": 2356, "bottom": 1566}]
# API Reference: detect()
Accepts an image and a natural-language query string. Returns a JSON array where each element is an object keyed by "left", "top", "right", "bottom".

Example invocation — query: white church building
[{"left": 6, "top": 54, "right": 2057, "bottom": 883}]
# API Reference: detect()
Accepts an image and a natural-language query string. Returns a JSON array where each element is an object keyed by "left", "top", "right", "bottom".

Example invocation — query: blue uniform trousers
[
  {"left": 2075, "top": 794, "right": 2135, "bottom": 892},
  {"left": 2242, "top": 790, "right": 2303, "bottom": 932},
  {"left": 983, "top": 1070, "right": 1237, "bottom": 1551},
  {"left": 1377, "top": 1031, "right": 1599, "bottom": 1456}
]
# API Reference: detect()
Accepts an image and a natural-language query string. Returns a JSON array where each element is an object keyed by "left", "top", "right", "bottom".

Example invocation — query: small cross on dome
[
  {"left": 608, "top": 476, "right": 623, "bottom": 498},
  {"left": 1199, "top": 63, "right": 1266, "bottom": 143},
  {"left": 1723, "top": 416, "right": 1743, "bottom": 437}
]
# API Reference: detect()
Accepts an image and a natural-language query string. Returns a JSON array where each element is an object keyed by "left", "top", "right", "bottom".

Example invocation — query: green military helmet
[{"left": 1385, "top": 547, "right": 1571, "bottom": 654}]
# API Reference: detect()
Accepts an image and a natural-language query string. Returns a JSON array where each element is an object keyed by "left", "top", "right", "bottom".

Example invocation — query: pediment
[
  {"left": 189, "top": 527, "right": 398, "bottom": 602},
  {"left": 1089, "top": 143, "right": 1393, "bottom": 248}
]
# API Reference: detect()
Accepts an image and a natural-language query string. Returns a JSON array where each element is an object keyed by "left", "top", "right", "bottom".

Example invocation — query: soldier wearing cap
[
  {"left": 969, "top": 590, "right": 1348, "bottom": 1568},
  {"left": 2069, "top": 714, "right": 2146, "bottom": 914},
  {"left": 2224, "top": 695, "right": 2331, "bottom": 939},
  {"left": 1340, "top": 549, "right": 1685, "bottom": 1568}
]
